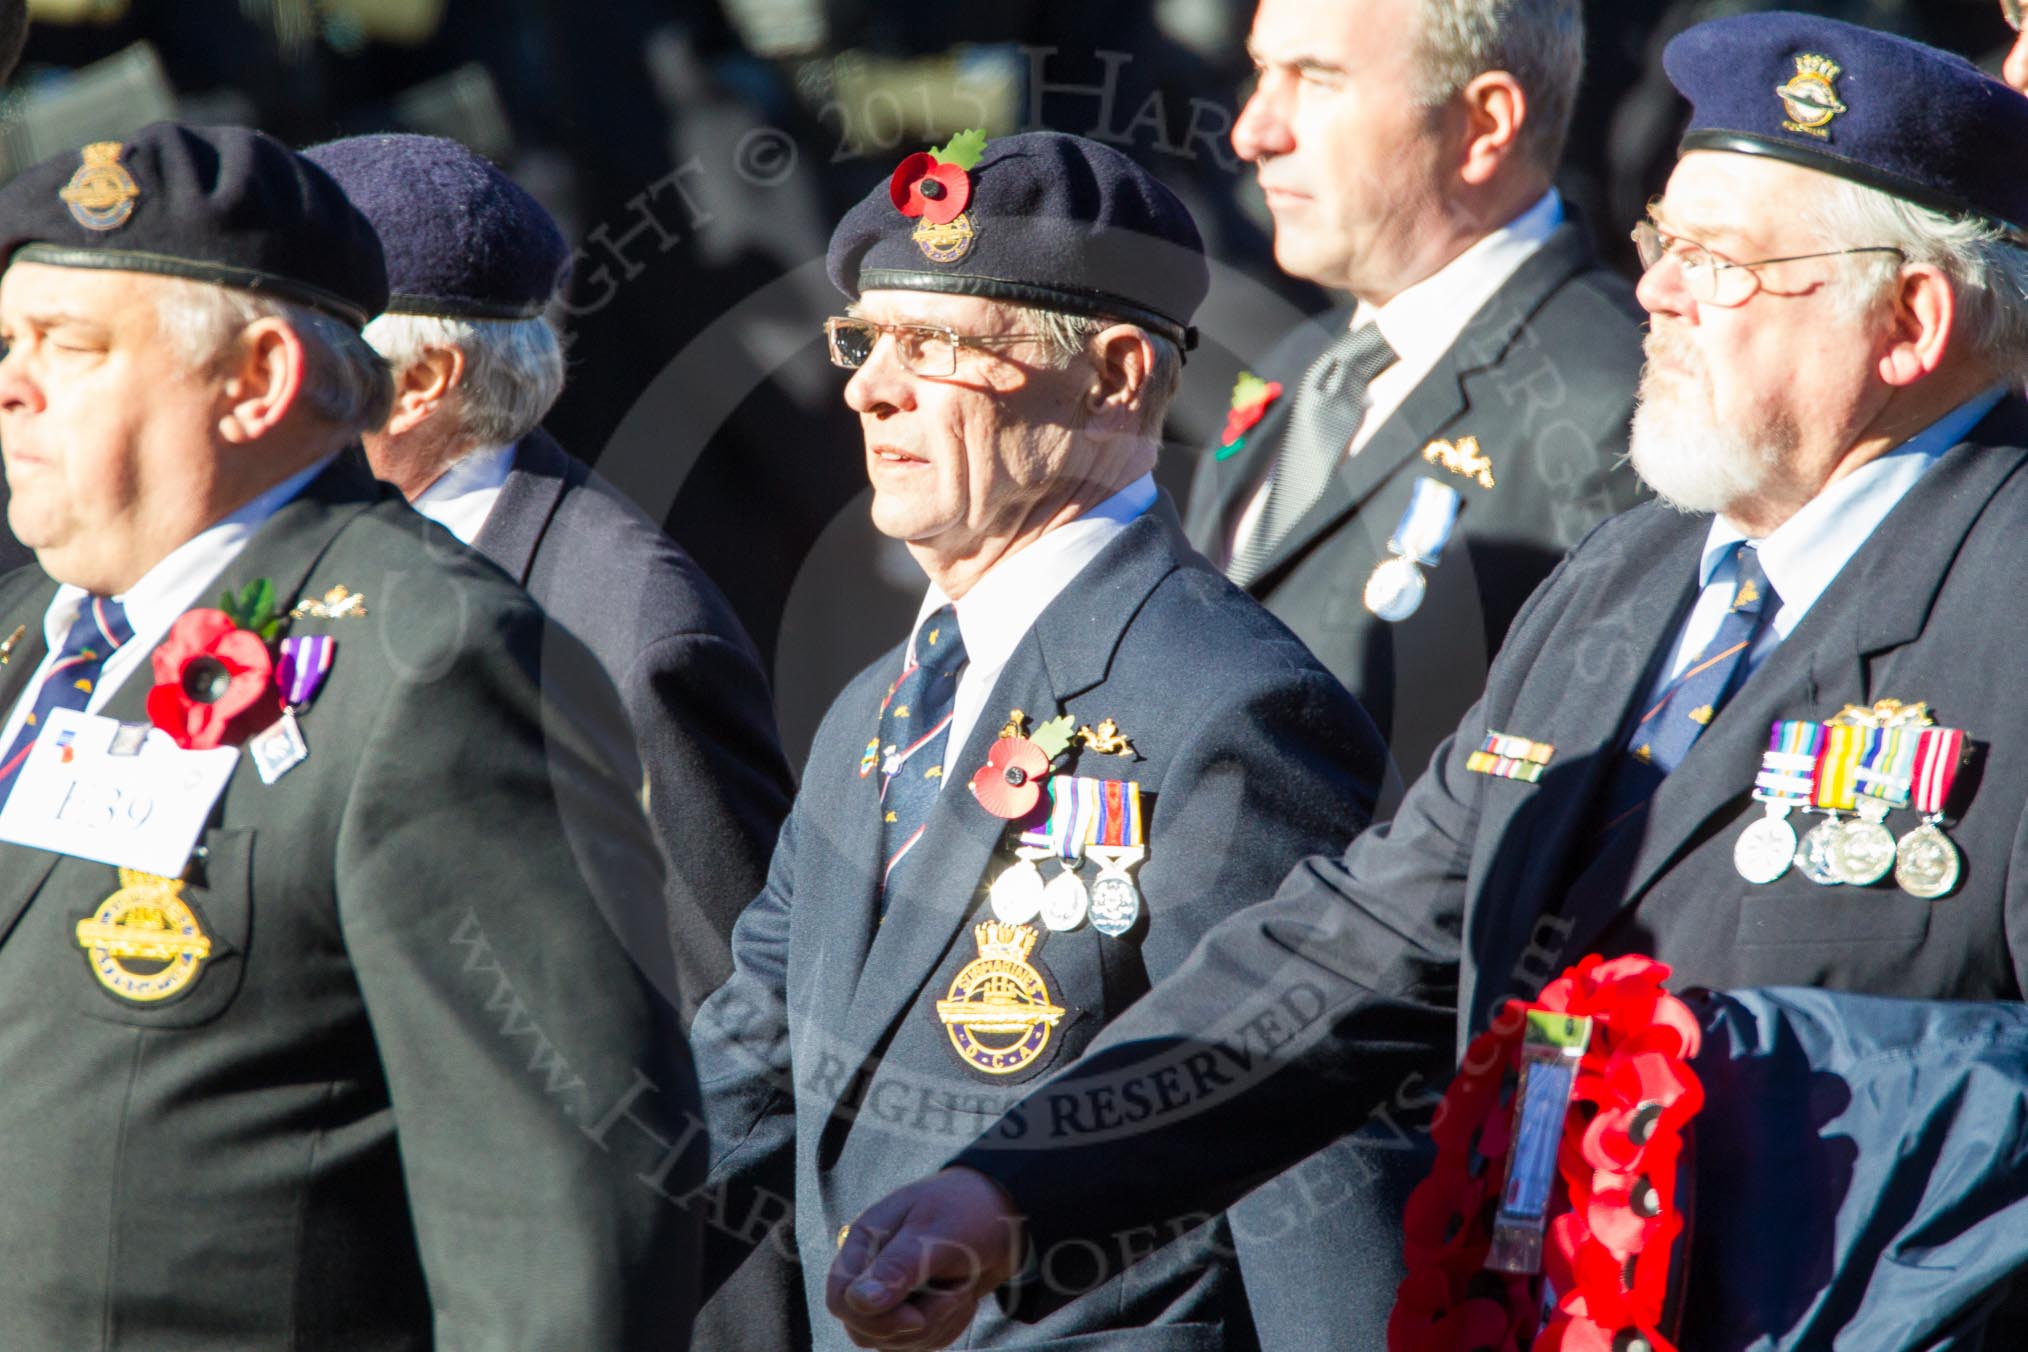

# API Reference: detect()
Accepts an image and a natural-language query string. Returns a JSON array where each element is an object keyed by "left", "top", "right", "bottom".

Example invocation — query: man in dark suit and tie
[
  {"left": 0, "top": 122, "right": 699, "bottom": 1347},
  {"left": 828, "top": 17, "right": 2028, "bottom": 1349},
  {"left": 687, "top": 130, "right": 1387, "bottom": 1349},
  {"left": 307, "top": 134, "right": 802, "bottom": 1351},
  {"left": 1186, "top": 0, "right": 1646, "bottom": 790}
]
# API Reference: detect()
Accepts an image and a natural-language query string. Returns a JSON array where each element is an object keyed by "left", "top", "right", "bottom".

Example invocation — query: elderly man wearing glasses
[
  {"left": 684, "top": 129, "right": 1388, "bottom": 1349},
  {"left": 826, "top": 15, "right": 2028, "bottom": 1351}
]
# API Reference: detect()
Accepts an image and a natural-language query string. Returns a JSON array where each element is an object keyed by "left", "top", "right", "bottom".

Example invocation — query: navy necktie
[
  {"left": 876, "top": 604, "right": 968, "bottom": 899},
  {"left": 0, "top": 596, "right": 134, "bottom": 805},
  {"left": 1598, "top": 543, "right": 1779, "bottom": 837}
]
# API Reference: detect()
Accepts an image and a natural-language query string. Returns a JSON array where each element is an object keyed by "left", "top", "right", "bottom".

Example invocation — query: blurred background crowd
[{"left": 8, "top": 0, "right": 2019, "bottom": 766}]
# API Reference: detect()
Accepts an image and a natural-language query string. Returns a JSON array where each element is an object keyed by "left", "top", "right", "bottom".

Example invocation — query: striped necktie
[
  {"left": 876, "top": 604, "right": 968, "bottom": 901},
  {"left": 0, "top": 595, "right": 134, "bottom": 804},
  {"left": 1228, "top": 322, "right": 1398, "bottom": 586},
  {"left": 1597, "top": 543, "right": 1779, "bottom": 837}
]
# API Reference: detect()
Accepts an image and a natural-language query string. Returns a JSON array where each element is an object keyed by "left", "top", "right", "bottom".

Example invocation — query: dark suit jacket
[
  {"left": 960, "top": 406, "right": 2028, "bottom": 1333},
  {"left": 0, "top": 454, "right": 701, "bottom": 1349},
  {"left": 1185, "top": 219, "right": 1648, "bottom": 788},
  {"left": 469, "top": 431, "right": 803, "bottom": 1352},
  {"left": 472, "top": 429, "right": 793, "bottom": 1015},
  {"left": 691, "top": 504, "right": 1386, "bottom": 1349}
]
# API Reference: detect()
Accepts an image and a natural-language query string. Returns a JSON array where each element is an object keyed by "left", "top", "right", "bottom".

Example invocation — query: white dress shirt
[
  {"left": 1647, "top": 386, "right": 2006, "bottom": 704},
  {"left": 1230, "top": 190, "right": 1566, "bottom": 556},
  {"left": 908, "top": 474, "right": 1157, "bottom": 772},
  {"left": 410, "top": 442, "right": 516, "bottom": 546},
  {"left": 0, "top": 456, "right": 334, "bottom": 751}
]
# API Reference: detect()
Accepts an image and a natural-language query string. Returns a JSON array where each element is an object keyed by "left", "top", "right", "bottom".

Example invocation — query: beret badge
[
  {"left": 1775, "top": 53, "right": 1848, "bottom": 140},
  {"left": 59, "top": 141, "right": 140, "bottom": 232},
  {"left": 889, "top": 129, "right": 987, "bottom": 265}
]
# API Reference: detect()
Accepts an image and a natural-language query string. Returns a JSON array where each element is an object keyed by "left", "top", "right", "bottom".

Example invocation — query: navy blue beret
[
  {"left": 826, "top": 131, "right": 1207, "bottom": 353},
  {"left": 0, "top": 121, "right": 387, "bottom": 327},
  {"left": 1665, "top": 12, "right": 2028, "bottom": 233},
  {"left": 303, "top": 133, "right": 569, "bottom": 321}
]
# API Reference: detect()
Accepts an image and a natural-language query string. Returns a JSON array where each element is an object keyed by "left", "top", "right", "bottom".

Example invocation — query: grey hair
[
  {"left": 1409, "top": 0, "right": 1584, "bottom": 175},
  {"left": 1806, "top": 176, "right": 2028, "bottom": 379},
  {"left": 1004, "top": 303, "right": 1183, "bottom": 436},
  {"left": 360, "top": 312, "right": 568, "bottom": 448},
  {"left": 151, "top": 276, "right": 394, "bottom": 435}
]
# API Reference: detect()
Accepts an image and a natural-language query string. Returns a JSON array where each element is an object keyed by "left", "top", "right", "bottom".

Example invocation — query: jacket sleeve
[{"left": 333, "top": 604, "right": 701, "bottom": 1349}]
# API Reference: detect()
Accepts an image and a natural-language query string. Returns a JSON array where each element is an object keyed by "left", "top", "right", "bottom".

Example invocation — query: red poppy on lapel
[{"left": 146, "top": 609, "right": 282, "bottom": 750}]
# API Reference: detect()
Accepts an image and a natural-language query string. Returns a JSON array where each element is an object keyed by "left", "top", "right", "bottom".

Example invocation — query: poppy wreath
[
  {"left": 1389, "top": 954, "right": 1704, "bottom": 1352},
  {"left": 146, "top": 580, "right": 286, "bottom": 751}
]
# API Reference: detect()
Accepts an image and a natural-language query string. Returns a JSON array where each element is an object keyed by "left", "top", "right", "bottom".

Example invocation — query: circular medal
[
  {"left": 1830, "top": 819, "right": 1897, "bottom": 886},
  {"left": 1733, "top": 813, "right": 1798, "bottom": 885},
  {"left": 1793, "top": 818, "right": 1846, "bottom": 886},
  {"left": 1040, "top": 867, "right": 1089, "bottom": 932},
  {"left": 1363, "top": 556, "right": 1427, "bottom": 623},
  {"left": 1089, "top": 874, "right": 1142, "bottom": 937},
  {"left": 989, "top": 856, "right": 1045, "bottom": 924},
  {"left": 1894, "top": 822, "right": 1963, "bottom": 900}
]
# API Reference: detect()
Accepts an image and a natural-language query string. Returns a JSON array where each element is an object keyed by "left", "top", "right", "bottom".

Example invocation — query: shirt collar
[
  {"left": 46, "top": 454, "right": 335, "bottom": 651},
  {"left": 1698, "top": 387, "right": 2008, "bottom": 613},
  {"left": 1355, "top": 189, "right": 1564, "bottom": 368},
  {"left": 911, "top": 474, "right": 1157, "bottom": 671}
]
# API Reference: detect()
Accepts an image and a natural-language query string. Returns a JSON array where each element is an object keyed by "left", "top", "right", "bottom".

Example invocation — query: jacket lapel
[
  {"left": 1247, "top": 223, "right": 1599, "bottom": 589},
  {"left": 822, "top": 509, "right": 1184, "bottom": 1118},
  {"left": 1552, "top": 438, "right": 2028, "bottom": 966},
  {"left": 471, "top": 430, "right": 574, "bottom": 587},
  {"left": 0, "top": 575, "right": 63, "bottom": 946}
]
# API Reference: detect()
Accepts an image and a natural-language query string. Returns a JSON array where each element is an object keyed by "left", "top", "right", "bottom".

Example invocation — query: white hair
[
  {"left": 1806, "top": 177, "right": 2028, "bottom": 380},
  {"left": 360, "top": 312, "right": 567, "bottom": 447},
  {"left": 1409, "top": 0, "right": 1584, "bottom": 175},
  {"left": 151, "top": 276, "right": 394, "bottom": 435},
  {"left": 1004, "top": 302, "right": 1183, "bottom": 436}
]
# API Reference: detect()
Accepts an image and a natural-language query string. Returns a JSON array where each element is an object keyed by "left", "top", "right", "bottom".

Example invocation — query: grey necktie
[{"left": 1228, "top": 322, "right": 1398, "bottom": 587}]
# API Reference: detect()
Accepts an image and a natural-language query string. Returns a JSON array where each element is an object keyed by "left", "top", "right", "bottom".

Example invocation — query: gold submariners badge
[
  {"left": 76, "top": 868, "right": 214, "bottom": 1003},
  {"left": 936, "top": 922, "right": 1064, "bottom": 1076},
  {"left": 1776, "top": 54, "right": 1848, "bottom": 139},
  {"left": 60, "top": 142, "right": 141, "bottom": 232}
]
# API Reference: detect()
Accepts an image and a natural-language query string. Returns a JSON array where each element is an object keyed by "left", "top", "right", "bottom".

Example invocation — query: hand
[{"left": 826, "top": 1167, "right": 1025, "bottom": 1350}]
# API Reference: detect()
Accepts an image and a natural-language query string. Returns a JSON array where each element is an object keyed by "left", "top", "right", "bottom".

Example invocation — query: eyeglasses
[
  {"left": 1630, "top": 219, "right": 1904, "bottom": 307},
  {"left": 823, "top": 317, "right": 1045, "bottom": 377}
]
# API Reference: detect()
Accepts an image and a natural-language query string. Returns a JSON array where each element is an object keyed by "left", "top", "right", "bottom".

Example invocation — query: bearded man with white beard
[{"left": 826, "top": 15, "right": 2028, "bottom": 1351}]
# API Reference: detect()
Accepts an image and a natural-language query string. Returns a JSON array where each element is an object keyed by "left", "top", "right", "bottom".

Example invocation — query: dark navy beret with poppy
[
  {"left": 0, "top": 121, "right": 387, "bottom": 327},
  {"left": 1665, "top": 12, "right": 2028, "bottom": 233},
  {"left": 826, "top": 131, "right": 1208, "bottom": 353},
  {"left": 304, "top": 133, "right": 569, "bottom": 321}
]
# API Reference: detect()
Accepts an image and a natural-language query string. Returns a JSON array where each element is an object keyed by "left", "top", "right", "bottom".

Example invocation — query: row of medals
[
  {"left": 988, "top": 844, "right": 1144, "bottom": 937},
  {"left": 1735, "top": 803, "right": 1959, "bottom": 898}
]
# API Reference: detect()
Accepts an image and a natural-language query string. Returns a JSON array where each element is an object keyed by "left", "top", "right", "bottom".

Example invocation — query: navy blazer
[
  {"left": 472, "top": 430, "right": 793, "bottom": 1015},
  {"left": 959, "top": 405, "right": 2028, "bottom": 1330},
  {"left": 692, "top": 503, "right": 1385, "bottom": 1348}
]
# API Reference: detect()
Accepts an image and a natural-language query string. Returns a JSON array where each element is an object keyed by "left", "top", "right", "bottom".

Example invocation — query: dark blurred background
[{"left": 5, "top": 0, "right": 2017, "bottom": 769}]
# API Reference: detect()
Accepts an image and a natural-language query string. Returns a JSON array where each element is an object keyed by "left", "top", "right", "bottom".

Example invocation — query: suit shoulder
[{"left": 1136, "top": 559, "right": 1357, "bottom": 694}]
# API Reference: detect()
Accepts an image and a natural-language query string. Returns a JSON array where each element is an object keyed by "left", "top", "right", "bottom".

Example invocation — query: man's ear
[
  {"left": 1877, "top": 264, "right": 1956, "bottom": 387},
  {"left": 1456, "top": 70, "right": 1527, "bottom": 188},
  {"left": 1086, "top": 324, "right": 1156, "bottom": 425},
  {"left": 382, "top": 345, "right": 465, "bottom": 437},
  {"left": 216, "top": 317, "right": 306, "bottom": 443}
]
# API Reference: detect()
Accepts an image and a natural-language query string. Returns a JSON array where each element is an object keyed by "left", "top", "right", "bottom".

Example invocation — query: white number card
[{"left": 0, "top": 708, "right": 239, "bottom": 876}]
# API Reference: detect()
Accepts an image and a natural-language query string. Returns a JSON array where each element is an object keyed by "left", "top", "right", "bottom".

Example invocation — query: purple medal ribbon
[{"left": 276, "top": 634, "right": 334, "bottom": 708}]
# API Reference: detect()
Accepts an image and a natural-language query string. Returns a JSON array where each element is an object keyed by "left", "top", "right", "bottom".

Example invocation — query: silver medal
[
  {"left": 1363, "top": 555, "right": 1427, "bottom": 623},
  {"left": 249, "top": 709, "right": 311, "bottom": 785},
  {"left": 1088, "top": 874, "right": 1142, "bottom": 936},
  {"left": 1793, "top": 817, "right": 1846, "bottom": 886},
  {"left": 1830, "top": 801, "right": 1896, "bottom": 886},
  {"left": 1040, "top": 866, "right": 1089, "bottom": 932},
  {"left": 1733, "top": 809, "right": 1798, "bottom": 885},
  {"left": 1894, "top": 822, "right": 1963, "bottom": 900},
  {"left": 989, "top": 848, "right": 1050, "bottom": 924}
]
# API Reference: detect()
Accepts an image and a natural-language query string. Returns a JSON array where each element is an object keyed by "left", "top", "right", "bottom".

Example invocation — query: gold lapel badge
[
  {"left": 60, "top": 142, "right": 141, "bottom": 232},
  {"left": 1466, "top": 729, "right": 1554, "bottom": 783},
  {"left": 1422, "top": 435, "right": 1496, "bottom": 490},
  {"left": 289, "top": 585, "right": 368, "bottom": 620},
  {"left": 76, "top": 869, "right": 214, "bottom": 1003},
  {"left": 1076, "top": 718, "right": 1136, "bottom": 758},
  {"left": 1776, "top": 54, "right": 1848, "bottom": 140},
  {"left": 0, "top": 624, "right": 26, "bottom": 665}
]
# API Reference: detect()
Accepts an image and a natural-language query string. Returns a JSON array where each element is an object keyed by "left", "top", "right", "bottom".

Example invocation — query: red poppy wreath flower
[
  {"left": 970, "top": 736, "right": 1050, "bottom": 819},
  {"left": 147, "top": 609, "right": 281, "bottom": 750},
  {"left": 888, "top": 152, "right": 972, "bottom": 225},
  {"left": 1219, "top": 378, "right": 1283, "bottom": 446}
]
